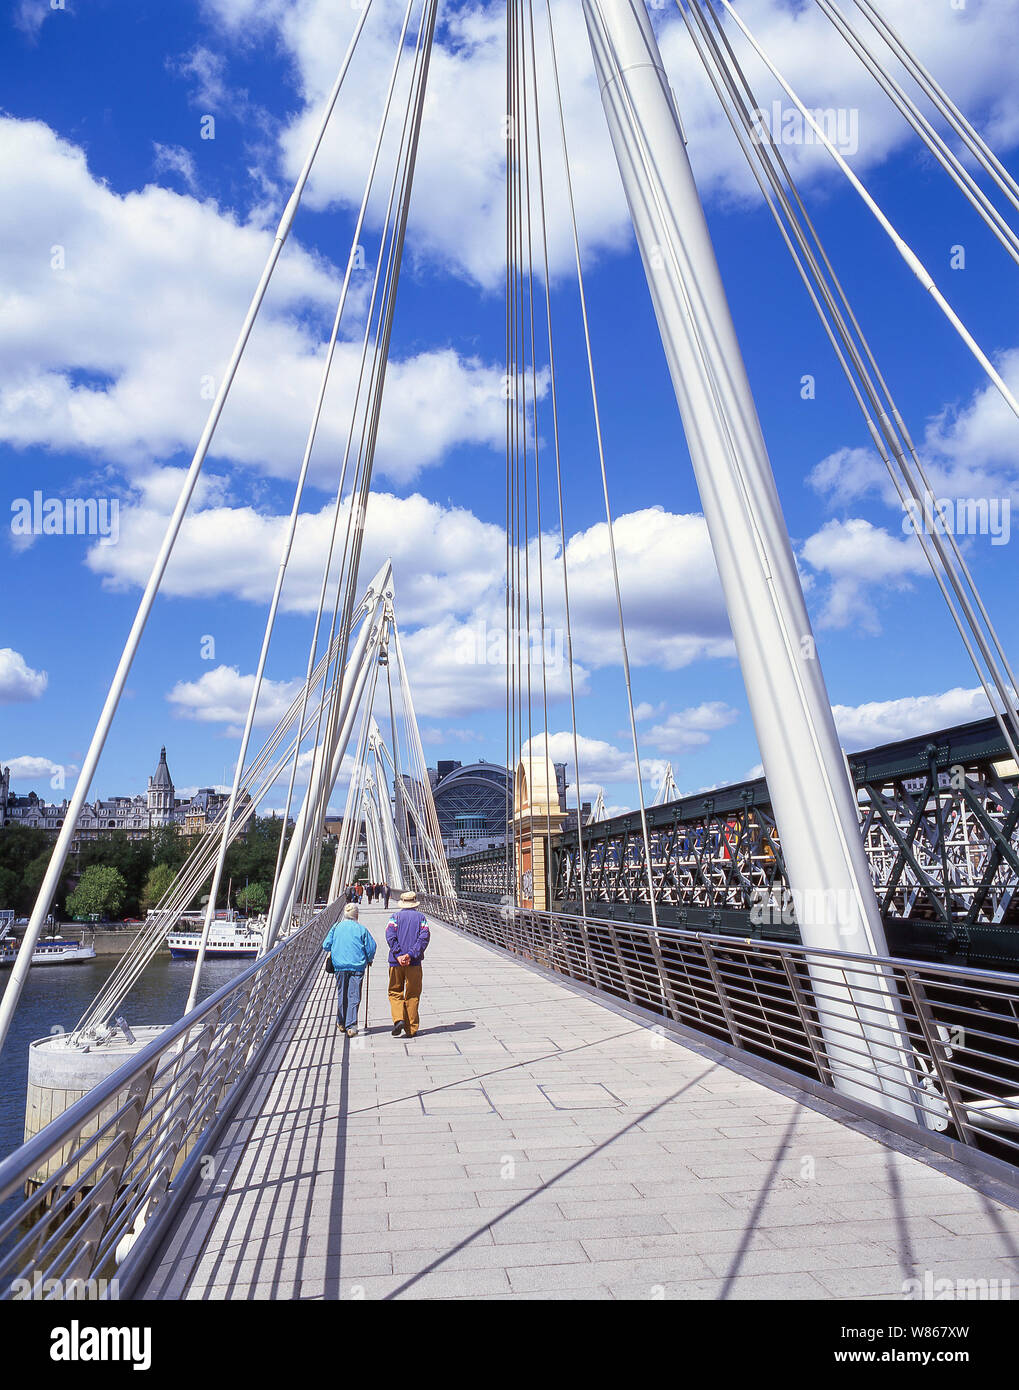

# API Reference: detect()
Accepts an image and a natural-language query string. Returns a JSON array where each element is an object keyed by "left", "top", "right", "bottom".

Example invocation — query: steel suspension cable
[
  {"left": 544, "top": 0, "right": 661, "bottom": 928},
  {"left": 685, "top": 0, "right": 1019, "bottom": 766},
  {"left": 717, "top": 0, "right": 1019, "bottom": 427},
  {"left": 0, "top": 0, "right": 380, "bottom": 1059}
]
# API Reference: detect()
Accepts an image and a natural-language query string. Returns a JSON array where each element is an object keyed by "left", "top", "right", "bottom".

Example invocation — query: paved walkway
[{"left": 138, "top": 906, "right": 1019, "bottom": 1300}]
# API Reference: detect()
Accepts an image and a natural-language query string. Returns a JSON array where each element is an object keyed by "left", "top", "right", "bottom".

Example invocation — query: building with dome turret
[
  {"left": 1, "top": 746, "right": 242, "bottom": 851},
  {"left": 147, "top": 745, "right": 175, "bottom": 826}
]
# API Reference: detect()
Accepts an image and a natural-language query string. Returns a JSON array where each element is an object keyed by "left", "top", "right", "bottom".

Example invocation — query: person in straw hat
[{"left": 385, "top": 890, "right": 430, "bottom": 1038}]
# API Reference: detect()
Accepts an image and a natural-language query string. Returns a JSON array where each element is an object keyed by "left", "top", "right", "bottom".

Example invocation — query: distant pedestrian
[
  {"left": 322, "top": 903, "right": 376, "bottom": 1037},
  {"left": 367, "top": 883, "right": 375, "bottom": 904},
  {"left": 386, "top": 891, "right": 430, "bottom": 1039},
  {"left": 383, "top": 883, "right": 391, "bottom": 909}
]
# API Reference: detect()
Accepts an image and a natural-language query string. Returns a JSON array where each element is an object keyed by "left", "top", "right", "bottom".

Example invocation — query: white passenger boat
[
  {"left": 0, "top": 936, "right": 97, "bottom": 966},
  {"left": 166, "top": 919, "right": 264, "bottom": 960}
]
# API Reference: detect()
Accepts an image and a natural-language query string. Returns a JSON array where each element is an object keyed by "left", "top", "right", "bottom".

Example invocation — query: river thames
[{"left": 0, "top": 952, "right": 251, "bottom": 1225}]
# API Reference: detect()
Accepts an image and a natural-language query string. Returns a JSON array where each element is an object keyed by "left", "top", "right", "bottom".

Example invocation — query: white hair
[{"left": 343, "top": 903, "right": 359, "bottom": 920}]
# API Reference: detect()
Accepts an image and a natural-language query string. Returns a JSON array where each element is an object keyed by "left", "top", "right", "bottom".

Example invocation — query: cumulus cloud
[
  {"left": 831, "top": 686, "right": 993, "bottom": 750},
  {"left": 642, "top": 702, "right": 739, "bottom": 753},
  {"left": 0, "top": 118, "right": 506, "bottom": 485},
  {"left": 152, "top": 143, "right": 199, "bottom": 193},
  {"left": 0, "top": 648, "right": 48, "bottom": 704},
  {"left": 523, "top": 730, "right": 675, "bottom": 794},
  {"left": 0, "top": 754, "right": 71, "bottom": 782},
  {"left": 420, "top": 727, "right": 486, "bottom": 747},
  {"left": 87, "top": 479, "right": 506, "bottom": 621},
  {"left": 91, "top": 483, "right": 736, "bottom": 717},
  {"left": 809, "top": 351, "right": 1019, "bottom": 516},
  {"left": 196, "top": 0, "right": 1019, "bottom": 287},
  {"left": 560, "top": 508, "right": 733, "bottom": 670},
  {"left": 800, "top": 518, "right": 928, "bottom": 630},
  {"left": 166, "top": 665, "right": 305, "bottom": 734}
]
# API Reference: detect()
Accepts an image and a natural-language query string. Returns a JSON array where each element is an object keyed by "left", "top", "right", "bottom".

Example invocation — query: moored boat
[
  {"left": 166, "top": 919, "right": 263, "bottom": 959},
  {"left": 0, "top": 936, "right": 97, "bottom": 967}
]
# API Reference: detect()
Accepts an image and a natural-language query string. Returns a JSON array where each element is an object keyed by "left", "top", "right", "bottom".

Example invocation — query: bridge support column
[
  {"left": 584, "top": 0, "right": 921, "bottom": 1123},
  {"left": 513, "top": 745, "right": 566, "bottom": 911}
]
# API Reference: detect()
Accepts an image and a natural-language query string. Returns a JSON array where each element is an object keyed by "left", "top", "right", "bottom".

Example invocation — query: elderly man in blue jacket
[
  {"left": 323, "top": 903, "right": 377, "bottom": 1036},
  {"left": 386, "top": 891, "right": 430, "bottom": 1038}
]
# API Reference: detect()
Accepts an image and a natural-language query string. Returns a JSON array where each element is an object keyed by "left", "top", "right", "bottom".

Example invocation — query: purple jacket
[{"left": 386, "top": 908, "right": 430, "bottom": 966}]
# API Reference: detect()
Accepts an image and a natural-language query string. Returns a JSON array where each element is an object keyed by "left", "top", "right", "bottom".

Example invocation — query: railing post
[
  {"left": 699, "top": 938, "right": 742, "bottom": 1048},
  {"left": 900, "top": 968, "right": 976, "bottom": 1144},
  {"left": 647, "top": 930, "right": 681, "bottom": 1023},
  {"left": 605, "top": 924, "right": 637, "bottom": 1004},
  {"left": 25, "top": 1060, "right": 158, "bottom": 1293},
  {"left": 779, "top": 949, "right": 832, "bottom": 1086}
]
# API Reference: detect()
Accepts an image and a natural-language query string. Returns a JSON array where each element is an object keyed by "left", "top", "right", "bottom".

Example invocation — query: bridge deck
[{"left": 138, "top": 906, "right": 1019, "bottom": 1300}]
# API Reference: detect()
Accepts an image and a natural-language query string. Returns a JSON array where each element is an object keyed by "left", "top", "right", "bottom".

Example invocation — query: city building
[
  {"left": 0, "top": 747, "right": 243, "bottom": 850},
  {"left": 424, "top": 758, "right": 568, "bottom": 859}
]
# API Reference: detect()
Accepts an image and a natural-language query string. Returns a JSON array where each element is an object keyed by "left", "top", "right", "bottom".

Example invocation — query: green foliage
[
  {"left": 0, "top": 866, "right": 19, "bottom": 910},
  {"left": 141, "top": 861, "right": 179, "bottom": 912},
  {"left": 0, "top": 814, "right": 296, "bottom": 920},
  {"left": 67, "top": 865, "right": 128, "bottom": 921},
  {"left": 74, "top": 832, "right": 152, "bottom": 917},
  {"left": 0, "top": 825, "right": 53, "bottom": 912},
  {"left": 236, "top": 882, "right": 269, "bottom": 912},
  {"left": 317, "top": 838, "right": 337, "bottom": 900},
  {"left": 151, "top": 824, "right": 189, "bottom": 872}
]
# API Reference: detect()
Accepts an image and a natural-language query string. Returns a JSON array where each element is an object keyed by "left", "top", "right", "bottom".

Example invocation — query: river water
[{"left": 0, "top": 954, "right": 251, "bottom": 1225}]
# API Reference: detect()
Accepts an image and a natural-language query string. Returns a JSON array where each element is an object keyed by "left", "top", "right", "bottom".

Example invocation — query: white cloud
[
  {"left": 800, "top": 518, "right": 928, "bottom": 630},
  {"left": 0, "top": 648, "right": 48, "bottom": 704},
  {"left": 152, "top": 143, "right": 199, "bottom": 194},
  {"left": 643, "top": 702, "right": 739, "bottom": 753},
  {"left": 831, "top": 685, "right": 991, "bottom": 750},
  {"left": 197, "top": 0, "right": 1019, "bottom": 288},
  {"left": 0, "top": 118, "right": 507, "bottom": 485},
  {"left": 808, "top": 351, "right": 1019, "bottom": 515},
  {"left": 87, "top": 479, "right": 506, "bottom": 621},
  {"left": 12, "top": 1, "right": 52, "bottom": 39},
  {"left": 166, "top": 665, "right": 305, "bottom": 733},
  {"left": 523, "top": 730, "right": 672, "bottom": 795},
  {"left": 560, "top": 508, "right": 733, "bottom": 670},
  {"left": 632, "top": 701, "right": 665, "bottom": 722},
  {"left": 88, "top": 484, "right": 736, "bottom": 715},
  {"left": 0, "top": 754, "right": 69, "bottom": 782},
  {"left": 420, "top": 727, "right": 486, "bottom": 747}
]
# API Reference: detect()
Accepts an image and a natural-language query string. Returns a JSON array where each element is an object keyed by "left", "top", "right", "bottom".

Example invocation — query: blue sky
[{"left": 2, "top": 0, "right": 1019, "bottom": 818}]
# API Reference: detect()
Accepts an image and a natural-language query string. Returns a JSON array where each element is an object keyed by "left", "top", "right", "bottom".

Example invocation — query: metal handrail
[
  {"left": 425, "top": 895, "right": 1019, "bottom": 1171},
  {"left": 0, "top": 897, "right": 345, "bottom": 1299}
]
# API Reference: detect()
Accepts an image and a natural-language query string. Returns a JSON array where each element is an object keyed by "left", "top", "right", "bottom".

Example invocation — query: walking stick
[{"left": 363, "top": 963, "right": 370, "bottom": 1033}]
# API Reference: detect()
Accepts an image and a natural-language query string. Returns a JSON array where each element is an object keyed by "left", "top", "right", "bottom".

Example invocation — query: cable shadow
[
  {"left": 715, "top": 1107, "right": 801, "bottom": 1300},
  {"left": 380, "top": 1062, "right": 723, "bottom": 1299},
  {"left": 185, "top": 967, "right": 341, "bottom": 1297}
]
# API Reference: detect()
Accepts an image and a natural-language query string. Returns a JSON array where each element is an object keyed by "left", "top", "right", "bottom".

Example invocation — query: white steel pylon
[
  {"left": 584, "top": 0, "right": 919, "bottom": 1124},
  {"left": 651, "top": 763, "right": 679, "bottom": 807}
]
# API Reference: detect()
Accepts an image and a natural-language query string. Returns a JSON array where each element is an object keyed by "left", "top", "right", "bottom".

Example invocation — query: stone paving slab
[{"left": 137, "top": 905, "right": 1019, "bottom": 1301}]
